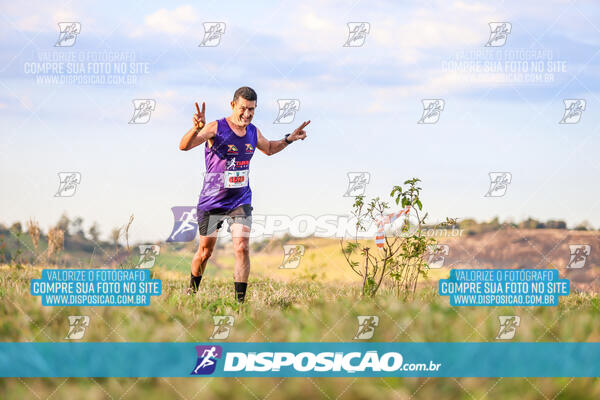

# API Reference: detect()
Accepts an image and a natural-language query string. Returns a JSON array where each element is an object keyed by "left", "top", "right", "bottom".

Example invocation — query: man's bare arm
[
  {"left": 179, "top": 121, "right": 217, "bottom": 151},
  {"left": 179, "top": 101, "right": 217, "bottom": 151},
  {"left": 256, "top": 128, "right": 287, "bottom": 156},
  {"left": 256, "top": 120, "right": 310, "bottom": 156}
]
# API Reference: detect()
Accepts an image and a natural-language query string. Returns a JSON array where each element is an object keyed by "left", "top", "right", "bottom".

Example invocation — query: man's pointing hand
[{"left": 289, "top": 120, "right": 310, "bottom": 142}]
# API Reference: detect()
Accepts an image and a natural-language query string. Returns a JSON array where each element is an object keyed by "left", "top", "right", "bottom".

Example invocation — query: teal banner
[{"left": 0, "top": 342, "right": 599, "bottom": 377}]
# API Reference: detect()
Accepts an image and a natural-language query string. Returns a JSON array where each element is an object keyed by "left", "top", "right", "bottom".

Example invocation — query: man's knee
[
  {"left": 233, "top": 239, "right": 249, "bottom": 257},
  {"left": 196, "top": 245, "right": 213, "bottom": 261}
]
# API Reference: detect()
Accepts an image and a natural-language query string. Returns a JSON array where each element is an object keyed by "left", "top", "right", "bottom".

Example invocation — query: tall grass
[{"left": 1, "top": 264, "right": 600, "bottom": 399}]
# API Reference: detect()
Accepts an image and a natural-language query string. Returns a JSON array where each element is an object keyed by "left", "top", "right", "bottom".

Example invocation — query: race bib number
[{"left": 224, "top": 170, "right": 249, "bottom": 188}]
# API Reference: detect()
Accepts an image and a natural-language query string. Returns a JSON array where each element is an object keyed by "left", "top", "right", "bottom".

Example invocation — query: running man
[
  {"left": 193, "top": 346, "right": 218, "bottom": 373},
  {"left": 179, "top": 87, "right": 310, "bottom": 302}
]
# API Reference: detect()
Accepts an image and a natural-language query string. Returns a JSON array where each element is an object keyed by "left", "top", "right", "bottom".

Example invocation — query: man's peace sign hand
[
  {"left": 193, "top": 102, "right": 206, "bottom": 131},
  {"left": 288, "top": 120, "right": 311, "bottom": 142}
]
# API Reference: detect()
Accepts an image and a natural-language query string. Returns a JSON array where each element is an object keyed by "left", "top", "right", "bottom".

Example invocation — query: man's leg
[
  {"left": 189, "top": 209, "right": 226, "bottom": 294},
  {"left": 192, "top": 235, "right": 218, "bottom": 275},
  {"left": 230, "top": 222, "right": 251, "bottom": 302},
  {"left": 188, "top": 235, "right": 217, "bottom": 293}
]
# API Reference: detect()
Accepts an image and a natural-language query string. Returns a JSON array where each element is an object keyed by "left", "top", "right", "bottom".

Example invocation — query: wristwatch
[{"left": 284, "top": 134, "right": 293, "bottom": 144}]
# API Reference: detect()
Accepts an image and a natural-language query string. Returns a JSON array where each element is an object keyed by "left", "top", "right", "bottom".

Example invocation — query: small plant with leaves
[{"left": 341, "top": 178, "right": 453, "bottom": 299}]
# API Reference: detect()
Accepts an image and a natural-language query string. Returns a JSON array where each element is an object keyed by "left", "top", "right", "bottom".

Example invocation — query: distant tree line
[
  {"left": 455, "top": 217, "right": 594, "bottom": 236},
  {"left": 0, "top": 212, "right": 123, "bottom": 265}
]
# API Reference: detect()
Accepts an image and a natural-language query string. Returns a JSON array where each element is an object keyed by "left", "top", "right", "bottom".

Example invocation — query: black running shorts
[{"left": 197, "top": 204, "right": 253, "bottom": 236}]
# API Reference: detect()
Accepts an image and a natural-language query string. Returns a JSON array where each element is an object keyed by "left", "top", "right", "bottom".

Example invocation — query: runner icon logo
[
  {"left": 55, "top": 172, "right": 81, "bottom": 197},
  {"left": 167, "top": 206, "right": 198, "bottom": 242},
  {"left": 566, "top": 245, "right": 591, "bottom": 269},
  {"left": 55, "top": 22, "right": 81, "bottom": 47},
  {"left": 418, "top": 99, "right": 445, "bottom": 124},
  {"left": 191, "top": 345, "right": 223, "bottom": 375},
  {"left": 559, "top": 99, "right": 586, "bottom": 124},
  {"left": 199, "top": 23, "right": 226, "bottom": 47},
  {"left": 65, "top": 316, "right": 90, "bottom": 340},
  {"left": 484, "top": 172, "right": 512, "bottom": 197},
  {"left": 343, "top": 22, "right": 370, "bottom": 47},
  {"left": 427, "top": 244, "right": 449, "bottom": 269},
  {"left": 343, "top": 172, "right": 370, "bottom": 197},
  {"left": 280, "top": 245, "right": 305, "bottom": 269},
  {"left": 496, "top": 316, "right": 520, "bottom": 340},
  {"left": 137, "top": 245, "right": 160, "bottom": 269},
  {"left": 129, "top": 99, "right": 156, "bottom": 124},
  {"left": 485, "top": 22, "right": 512, "bottom": 47},
  {"left": 273, "top": 99, "right": 300, "bottom": 124},
  {"left": 209, "top": 316, "right": 234, "bottom": 340},
  {"left": 354, "top": 316, "right": 379, "bottom": 340}
]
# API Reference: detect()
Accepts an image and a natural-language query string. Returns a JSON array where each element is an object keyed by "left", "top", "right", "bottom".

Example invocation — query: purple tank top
[{"left": 197, "top": 118, "right": 257, "bottom": 212}]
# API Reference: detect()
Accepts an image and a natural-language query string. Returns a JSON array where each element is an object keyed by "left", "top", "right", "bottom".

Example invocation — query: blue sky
[{"left": 1, "top": 0, "right": 600, "bottom": 243}]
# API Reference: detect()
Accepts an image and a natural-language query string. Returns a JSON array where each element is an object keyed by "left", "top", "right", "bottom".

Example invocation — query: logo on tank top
[
  {"left": 226, "top": 157, "right": 249, "bottom": 170},
  {"left": 227, "top": 144, "right": 238, "bottom": 155},
  {"left": 226, "top": 157, "right": 236, "bottom": 170},
  {"left": 245, "top": 143, "right": 254, "bottom": 154}
]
